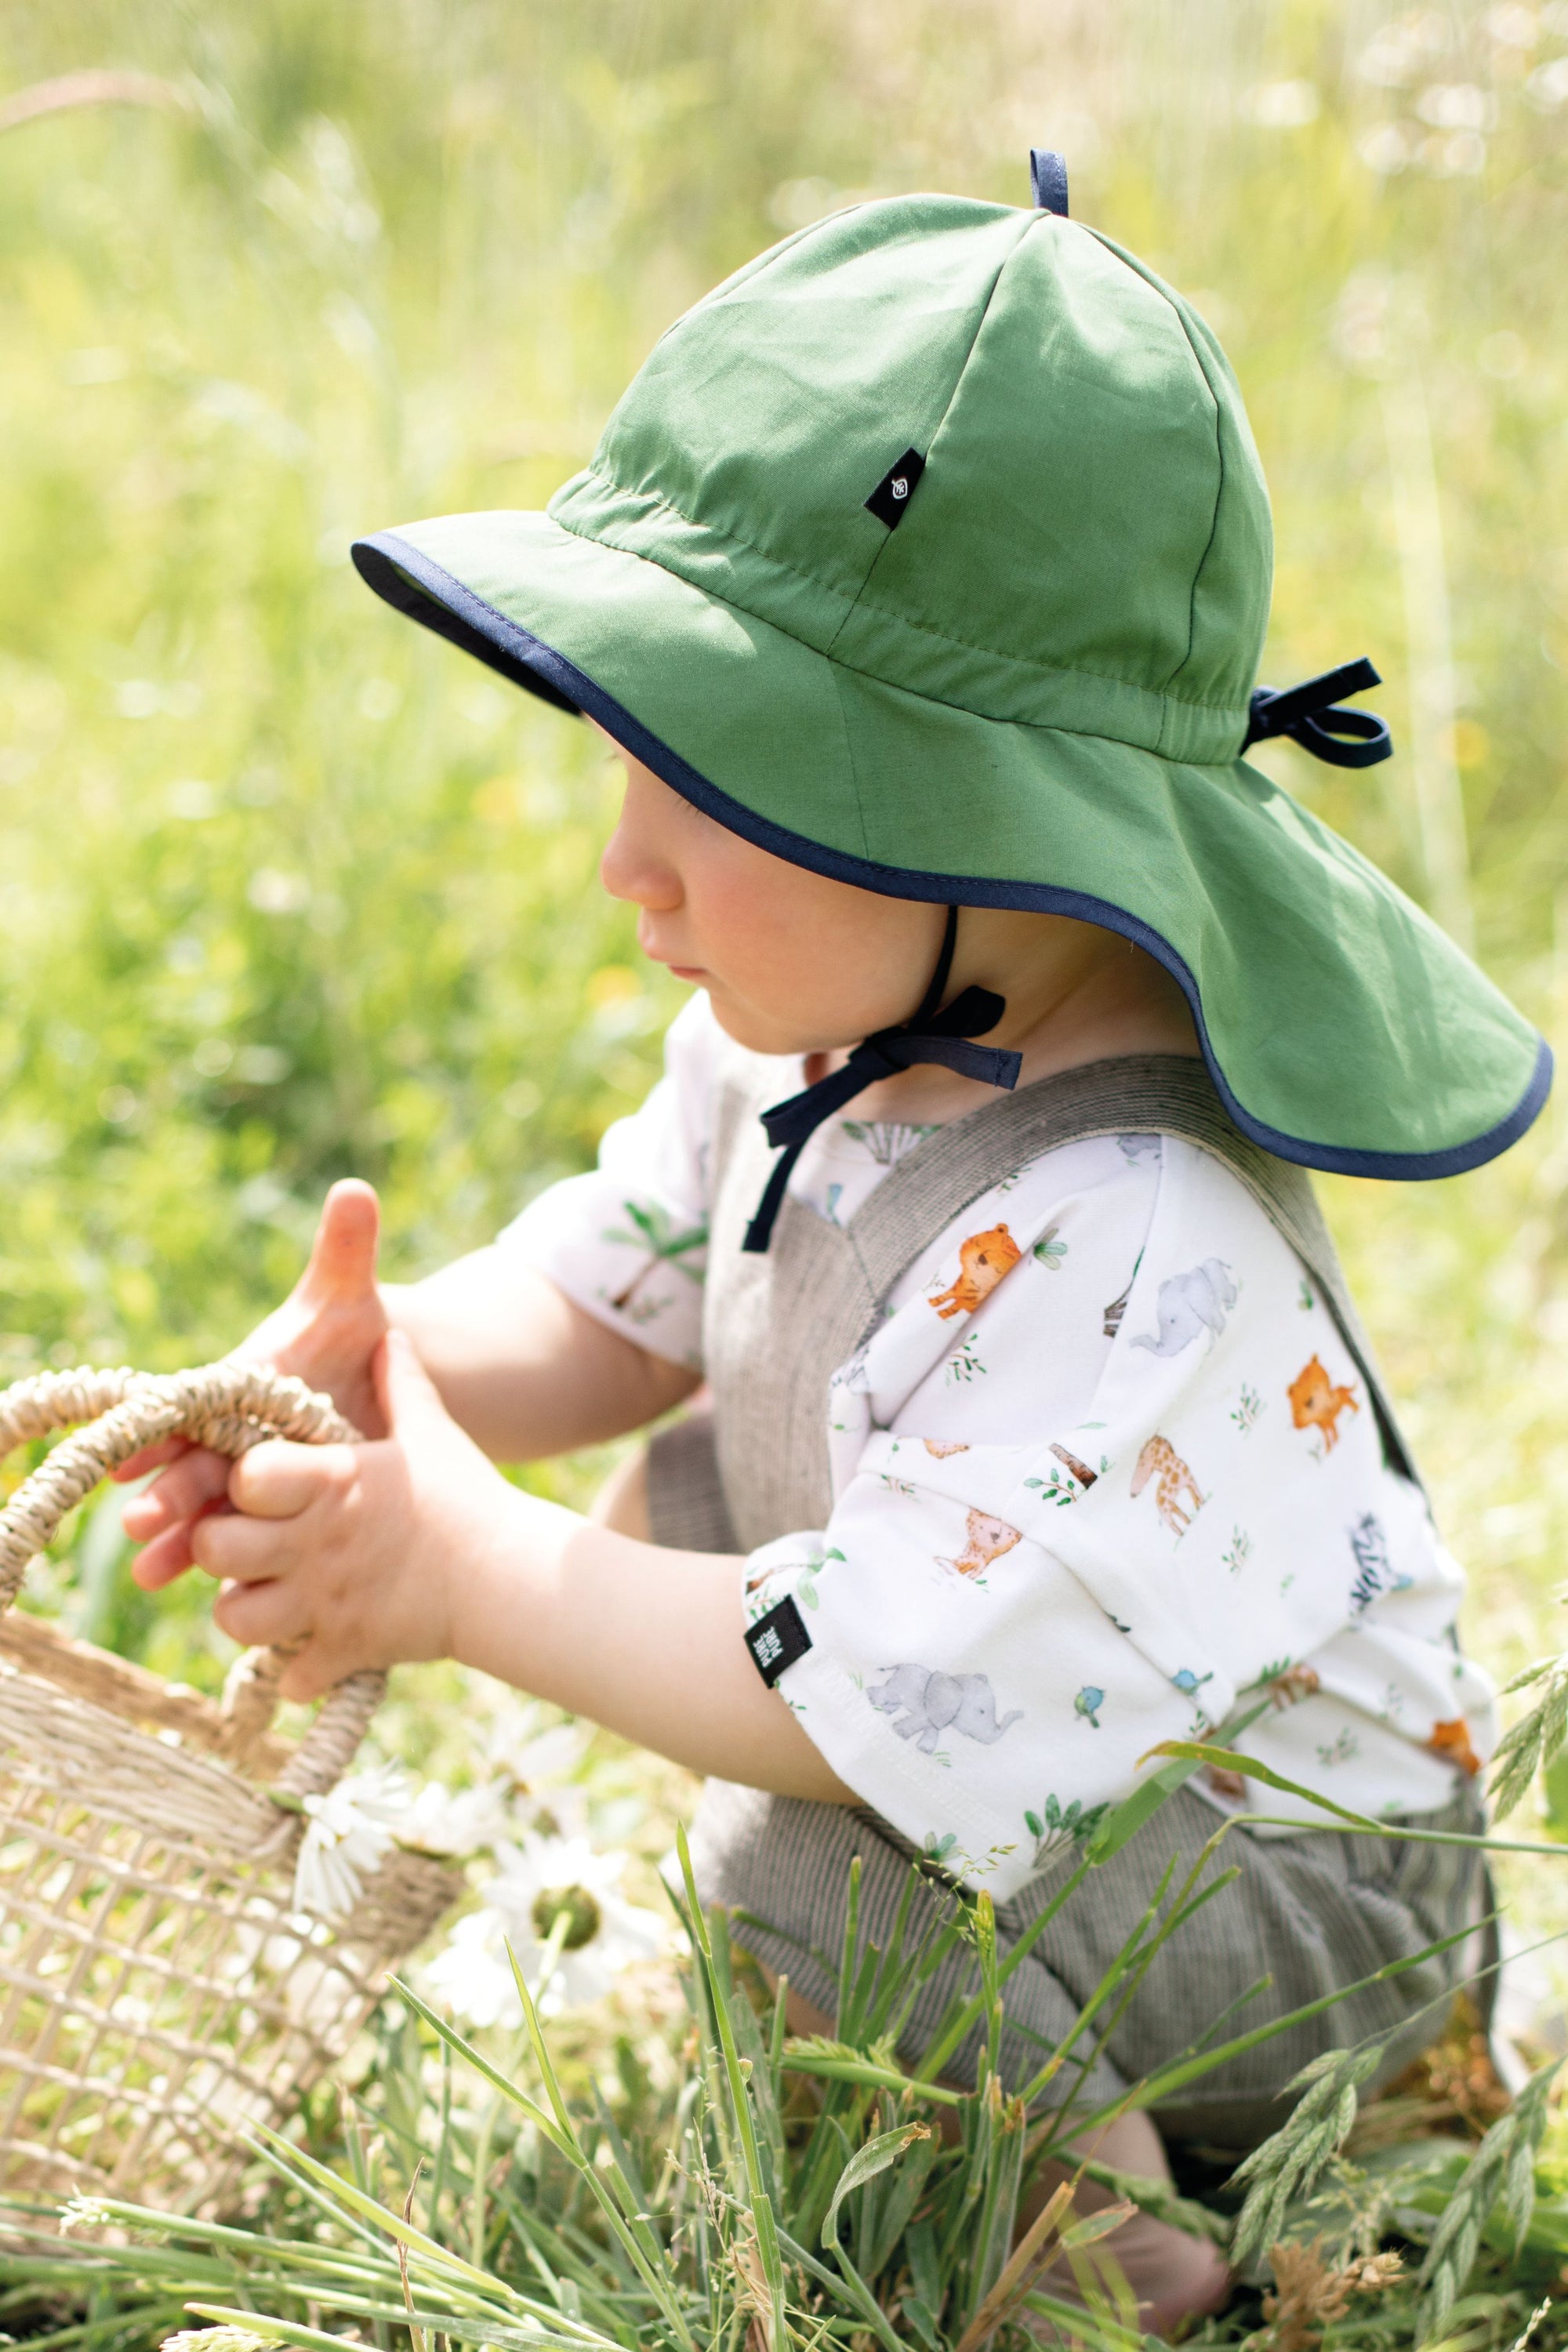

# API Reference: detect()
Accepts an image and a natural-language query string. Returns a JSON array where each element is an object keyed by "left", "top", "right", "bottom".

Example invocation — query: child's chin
[{"left": 703, "top": 989, "right": 833, "bottom": 1062}]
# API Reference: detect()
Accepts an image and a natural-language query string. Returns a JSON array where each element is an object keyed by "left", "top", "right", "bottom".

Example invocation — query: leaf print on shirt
[
  {"left": 602, "top": 1199, "right": 708, "bottom": 1315},
  {"left": 1258, "top": 1661, "right": 1320, "bottom": 1709},
  {"left": 1130, "top": 1260, "right": 1237, "bottom": 1357},
  {"left": 945, "top": 1336, "right": 985, "bottom": 1385},
  {"left": 1288, "top": 1356, "right": 1360, "bottom": 1454},
  {"left": 1229, "top": 1382, "right": 1265, "bottom": 1435},
  {"left": 1025, "top": 1793, "right": 1109, "bottom": 1863},
  {"left": 928, "top": 1224, "right": 1022, "bottom": 1320},
  {"left": 839, "top": 1119, "right": 938, "bottom": 1166},
  {"left": 797, "top": 1547, "right": 844, "bottom": 1610},
  {"left": 1130, "top": 1434, "right": 1205, "bottom": 1536},
  {"left": 1025, "top": 1442, "right": 1105, "bottom": 1506},
  {"left": 1032, "top": 1223, "right": 1068, "bottom": 1270},
  {"left": 867, "top": 1665, "right": 1022, "bottom": 1755},
  {"left": 1316, "top": 1728, "right": 1359, "bottom": 1769},
  {"left": 937, "top": 1508, "right": 1022, "bottom": 1579},
  {"left": 1221, "top": 1525, "right": 1253, "bottom": 1575},
  {"left": 1047, "top": 1441, "right": 1098, "bottom": 1489}
]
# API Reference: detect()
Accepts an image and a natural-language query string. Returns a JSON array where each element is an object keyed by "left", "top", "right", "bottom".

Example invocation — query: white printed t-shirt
[{"left": 500, "top": 996, "right": 1494, "bottom": 1900}]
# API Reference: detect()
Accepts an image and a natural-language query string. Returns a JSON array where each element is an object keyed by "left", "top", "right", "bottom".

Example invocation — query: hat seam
[
  {"left": 1085, "top": 228, "right": 1260, "bottom": 717},
  {"left": 553, "top": 479, "right": 1251, "bottom": 738},
  {"left": 820, "top": 212, "right": 1035, "bottom": 665},
  {"left": 1168, "top": 332, "right": 1226, "bottom": 736},
  {"left": 826, "top": 659, "right": 874, "bottom": 859}
]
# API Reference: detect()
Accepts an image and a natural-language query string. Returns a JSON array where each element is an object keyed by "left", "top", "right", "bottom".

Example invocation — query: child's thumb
[
  {"left": 299, "top": 1178, "right": 381, "bottom": 1305},
  {"left": 373, "top": 1327, "right": 451, "bottom": 1439}
]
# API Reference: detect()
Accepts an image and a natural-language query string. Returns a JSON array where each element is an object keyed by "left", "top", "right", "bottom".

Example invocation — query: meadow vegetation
[{"left": 2, "top": 1, "right": 1568, "bottom": 2340}]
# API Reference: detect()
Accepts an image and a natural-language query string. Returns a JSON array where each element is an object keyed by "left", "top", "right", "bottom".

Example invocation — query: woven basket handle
[{"left": 0, "top": 1360, "right": 384, "bottom": 1799}]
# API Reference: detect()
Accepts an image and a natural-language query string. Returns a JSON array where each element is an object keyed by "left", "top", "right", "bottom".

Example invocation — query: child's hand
[
  {"left": 120, "top": 1179, "right": 389, "bottom": 1587},
  {"left": 166, "top": 1327, "right": 529, "bottom": 1702}
]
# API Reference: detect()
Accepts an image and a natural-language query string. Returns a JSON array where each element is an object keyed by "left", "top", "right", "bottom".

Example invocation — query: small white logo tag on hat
[{"left": 865, "top": 446, "right": 926, "bottom": 528}]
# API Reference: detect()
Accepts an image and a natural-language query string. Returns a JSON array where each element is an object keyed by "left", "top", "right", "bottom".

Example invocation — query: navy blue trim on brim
[{"left": 351, "top": 529, "right": 1554, "bottom": 1184}]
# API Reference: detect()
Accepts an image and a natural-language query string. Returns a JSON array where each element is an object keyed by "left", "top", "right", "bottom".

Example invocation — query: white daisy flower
[
  {"left": 405, "top": 1711, "right": 592, "bottom": 1858},
  {"left": 424, "top": 1831, "right": 669, "bottom": 2024},
  {"left": 403, "top": 1777, "right": 517, "bottom": 1857},
  {"left": 292, "top": 1762, "right": 409, "bottom": 1921}
]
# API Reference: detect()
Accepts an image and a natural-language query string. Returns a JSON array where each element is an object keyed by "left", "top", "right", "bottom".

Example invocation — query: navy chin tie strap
[
  {"left": 742, "top": 908, "right": 1022, "bottom": 1254},
  {"left": 1243, "top": 657, "right": 1393, "bottom": 770}
]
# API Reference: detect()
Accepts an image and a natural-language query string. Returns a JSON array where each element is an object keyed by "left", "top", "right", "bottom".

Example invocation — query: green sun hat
[{"left": 353, "top": 155, "right": 1549, "bottom": 1181}]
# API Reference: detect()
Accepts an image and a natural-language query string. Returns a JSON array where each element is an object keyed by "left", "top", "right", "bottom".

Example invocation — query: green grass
[{"left": 3, "top": 3, "right": 1568, "bottom": 2336}]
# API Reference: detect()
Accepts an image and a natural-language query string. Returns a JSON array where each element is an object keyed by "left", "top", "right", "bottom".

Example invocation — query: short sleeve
[{"left": 496, "top": 994, "right": 717, "bottom": 1370}]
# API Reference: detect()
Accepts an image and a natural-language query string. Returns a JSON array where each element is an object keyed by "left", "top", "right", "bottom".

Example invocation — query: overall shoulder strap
[{"left": 846, "top": 1053, "right": 1420, "bottom": 1487}]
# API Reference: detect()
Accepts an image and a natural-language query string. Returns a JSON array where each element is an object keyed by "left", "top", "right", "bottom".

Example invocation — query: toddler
[{"left": 125, "top": 156, "right": 1548, "bottom": 2328}]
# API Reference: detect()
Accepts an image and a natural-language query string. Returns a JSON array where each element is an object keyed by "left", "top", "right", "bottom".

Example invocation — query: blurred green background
[{"left": 0, "top": 0, "right": 1566, "bottom": 1732}]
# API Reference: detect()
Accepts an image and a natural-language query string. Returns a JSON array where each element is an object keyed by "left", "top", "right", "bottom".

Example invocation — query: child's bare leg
[
  {"left": 768, "top": 1976, "right": 1229, "bottom": 2336},
  {"left": 1024, "top": 2107, "right": 1231, "bottom": 2336}
]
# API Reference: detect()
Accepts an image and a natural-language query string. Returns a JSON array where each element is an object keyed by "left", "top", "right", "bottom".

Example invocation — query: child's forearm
[
  {"left": 452, "top": 1489, "right": 855, "bottom": 1799},
  {"left": 385, "top": 1250, "right": 699, "bottom": 1461}
]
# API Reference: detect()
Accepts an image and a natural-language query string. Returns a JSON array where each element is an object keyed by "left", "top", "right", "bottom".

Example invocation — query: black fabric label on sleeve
[
  {"left": 745, "top": 1594, "right": 813, "bottom": 1687},
  {"left": 864, "top": 447, "right": 926, "bottom": 529}
]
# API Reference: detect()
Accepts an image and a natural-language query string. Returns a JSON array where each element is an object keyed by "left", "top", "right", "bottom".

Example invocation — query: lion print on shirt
[
  {"left": 1426, "top": 1717, "right": 1483, "bottom": 1777},
  {"left": 928, "top": 1224, "right": 1022, "bottom": 1319},
  {"left": 1289, "top": 1356, "right": 1360, "bottom": 1452},
  {"left": 938, "top": 1508, "right": 1022, "bottom": 1578},
  {"left": 1131, "top": 1434, "right": 1204, "bottom": 1535}
]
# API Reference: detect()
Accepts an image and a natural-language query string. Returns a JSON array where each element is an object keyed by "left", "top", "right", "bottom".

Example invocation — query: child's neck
[{"left": 803, "top": 920, "right": 1200, "bottom": 1124}]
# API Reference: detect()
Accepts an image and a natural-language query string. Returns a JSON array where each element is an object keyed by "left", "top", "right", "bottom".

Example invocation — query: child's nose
[{"left": 599, "top": 818, "right": 682, "bottom": 912}]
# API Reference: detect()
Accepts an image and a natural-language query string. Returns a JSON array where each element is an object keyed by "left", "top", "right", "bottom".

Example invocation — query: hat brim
[{"left": 353, "top": 510, "right": 1550, "bottom": 1181}]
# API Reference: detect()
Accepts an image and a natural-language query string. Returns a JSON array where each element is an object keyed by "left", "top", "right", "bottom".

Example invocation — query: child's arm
[
  {"left": 385, "top": 1245, "right": 698, "bottom": 1460},
  {"left": 155, "top": 1326, "right": 853, "bottom": 1802}
]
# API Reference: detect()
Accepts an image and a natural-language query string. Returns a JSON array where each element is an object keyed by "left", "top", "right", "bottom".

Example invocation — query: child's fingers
[
  {"left": 274, "top": 1642, "right": 341, "bottom": 1705},
  {"left": 212, "top": 1573, "right": 310, "bottom": 1652},
  {"left": 227, "top": 1439, "right": 349, "bottom": 1520},
  {"left": 129, "top": 1515, "right": 215, "bottom": 1590},
  {"left": 191, "top": 1502, "right": 310, "bottom": 1584},
  {"left": 111, "top": 1435, "right": 193, "bottom": 1483},
  {"left": 121, "top": 1448, "right": 231, "bottom": 1541},
  {"left": 296, "top": 1179, "right": 380, "bottom": 1308}
]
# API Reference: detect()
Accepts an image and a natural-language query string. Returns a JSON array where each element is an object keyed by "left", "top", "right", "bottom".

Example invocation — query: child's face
[{"left": 596, "top": 731, "right": 948, "bottom": 1055}]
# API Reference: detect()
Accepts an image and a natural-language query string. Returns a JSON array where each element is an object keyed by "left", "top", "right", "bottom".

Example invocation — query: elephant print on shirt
[
  {"left": 868, "top": 1664, "right": 1022, "bottom": 1754},
  {"left": 1131, "top": 1260, "right": 1236, "bottom": 1357},
  {"left": 1131, "top": 1435, "right": 1205, "bottom": 1535},
  {"left": 938, "top": 1508, "right": 1022, "bottom": 1578},
  {"left": 1289, "top": 1356, "right": 1360, "bottom": 1452},
  {"left": 928, "top": 1224, "right": 1022, "bottom": 1320}
]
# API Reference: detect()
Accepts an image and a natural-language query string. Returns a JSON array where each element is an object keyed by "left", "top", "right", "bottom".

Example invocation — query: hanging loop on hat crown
[
  {"left": 1029, "top": 150, "right": 1069, "bottom": 216},
  {"left": 742, "top": 909, "right": 1022, "bottom": 1255},
  {"left": 1243, "top": 657, "right": 1393, "bottom": 770}
]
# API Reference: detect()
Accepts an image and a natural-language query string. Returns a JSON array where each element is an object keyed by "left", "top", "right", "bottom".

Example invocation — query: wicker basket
[{"left": 0, "top": 1360, "right": 460, "bottom": 2217}]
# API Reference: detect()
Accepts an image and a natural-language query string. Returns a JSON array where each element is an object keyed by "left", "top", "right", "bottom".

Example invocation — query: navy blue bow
[
  {"left": 743, "top": 911, "right": 1021, "bottom": 1254},
  {"left": 1243, "top": 658, "right": 1393, "bottom": 770}
]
